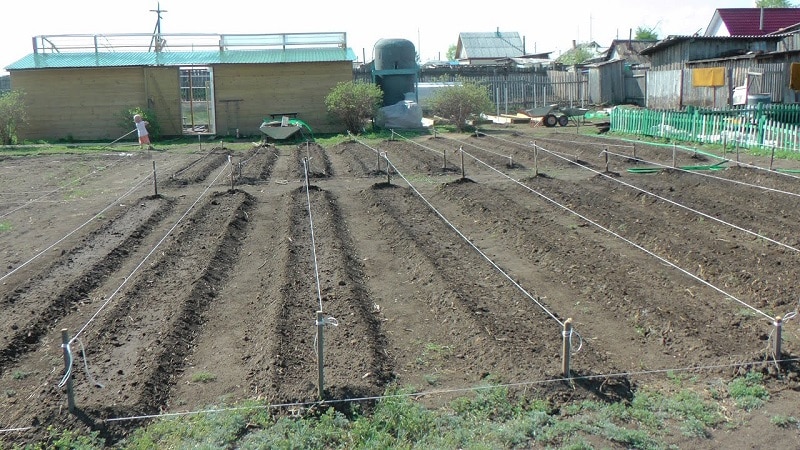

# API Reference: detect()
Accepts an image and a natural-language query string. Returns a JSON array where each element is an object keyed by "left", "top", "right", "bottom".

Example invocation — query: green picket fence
[{"left": 611, "top": 104, "right": 800, "bottom": 152}]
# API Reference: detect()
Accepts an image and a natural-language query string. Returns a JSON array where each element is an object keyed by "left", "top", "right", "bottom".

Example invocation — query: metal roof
[
  {"left": 457, "top": 32, "right": 525, "bottom": 60},
  {"left": 5, "top": 47, "right": 356, "bottom": 70},
  {"left": 707, "top": 8, "right": 800, "bottom": 36},
  {"left": 639, "top": 34, "right": 786, "bottom": 55}
]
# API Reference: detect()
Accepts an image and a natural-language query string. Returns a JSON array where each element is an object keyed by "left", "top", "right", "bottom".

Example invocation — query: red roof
[{"left": 716, "top": 8, "right": 800, "bottom": 35}]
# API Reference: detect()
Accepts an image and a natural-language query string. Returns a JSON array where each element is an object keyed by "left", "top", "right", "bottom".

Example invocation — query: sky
[{"left": 1, "top": 0, "right": 759, "bottom": 75}]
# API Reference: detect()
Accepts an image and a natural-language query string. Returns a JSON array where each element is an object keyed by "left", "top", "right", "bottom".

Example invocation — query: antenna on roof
[{"left": 149, "top": 2, "right": 168, "bottom": 52}]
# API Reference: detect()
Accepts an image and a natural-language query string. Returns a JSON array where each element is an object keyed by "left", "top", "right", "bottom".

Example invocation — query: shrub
[
  {"left": 0, "top": 90, "right": 28, "bottom": 145},
  {"left": 428, "top": 82, "right": 493, "bottom": 131},
  {"left": 120, "top": 106, "right": 161, "bottom": 141},
  {"left": 324, "top": 81, "right": 383, "bottom": 135}
]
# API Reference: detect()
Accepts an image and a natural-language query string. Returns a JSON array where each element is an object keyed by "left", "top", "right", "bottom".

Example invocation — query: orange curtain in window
[
  {"left": 692, "top": 67, "right": 725, "bottom": 87},
  {"left": 791, "top": 63, "right": 800, "bottom": 91}
]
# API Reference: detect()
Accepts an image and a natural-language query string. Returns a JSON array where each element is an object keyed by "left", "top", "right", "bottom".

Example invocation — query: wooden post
[
  {"left": 774, "top": 316, "right": 783, "bottom": 363},
  {"left": 604, "top": 147, "right": 609, "bottom": 173},
  {"left": 672, "top": 143, "right": 677, "bottom": 168},
  {"left": 61, "top": 329, "right": 75, "bottom": 413},
  {"left": 316, "top": 311, "right": 325, "bottom": 400},
  {"left": 377, "top": 150, "right": 381, "bottom": 172},
  {"left": 562, "top": 318, "right": 573, "bottom": 380},
  {"left": 442, "top": 147, "right": 447, "bottom": 170},
  {"left": 230, "top": 157, "right": 235, "bottom": 190},
  {"left": 385, "top": 154, "right": 391, "bottom": 184},
  {"left": 736, "top": 139, "right": 740, "bottom": 166},
  {"left": 770, "top": 147, "right": 775, "bottom": 171},
  {"left": 508, "top": 155, "right": 513, "bottom": 168},
  {"left": 460, "top": 147, "right": 465, "bottom": 179},
  {"left": 198, "top": 134, "right": 201, "bottom": 151},
  {"left": 533, "top": 141, "right": 539, "bottom": 177},
  {"left": 152, "top": 161, "right": 158, "bottom": 197},
  {"left": 632, "top": 143, "right": 636, "bottom": 161}
]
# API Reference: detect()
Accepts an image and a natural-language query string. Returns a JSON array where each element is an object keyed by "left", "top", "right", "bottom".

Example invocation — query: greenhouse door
[{"left": 180, "top": 66, "right": 215, "bottom": 134}]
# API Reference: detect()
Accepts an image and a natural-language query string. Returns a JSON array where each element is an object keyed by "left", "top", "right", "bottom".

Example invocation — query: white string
[
  {"left": 69, "top": 158, "right": 232, "bottom": 344},
  {"left": 303, "top": 158, "right": 324, "bottom": 313},
  {"left": 92, "top": 354, "right": 800, "bottom": 425},
  {"left": 0, "top": 153, "right": 131, "bottom": 220},
  {"left": 0, "top": 170, "right": 154, "bottom": 283}
]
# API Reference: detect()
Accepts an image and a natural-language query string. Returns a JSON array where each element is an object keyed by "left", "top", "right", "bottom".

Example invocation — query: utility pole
[{"left": 149, "top": 2, "right": 168, "bottom": 52}]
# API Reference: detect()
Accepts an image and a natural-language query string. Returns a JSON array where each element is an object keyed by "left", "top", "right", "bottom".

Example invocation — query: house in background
[
  {"left": 455, "top": 30, "right": 528, "bottom": 65},
  {"left": 5, "top": 32, "right": 356, "bottom": 141},
  {"left": 705, "top": 8, "right": 800, "bottom": 36}
]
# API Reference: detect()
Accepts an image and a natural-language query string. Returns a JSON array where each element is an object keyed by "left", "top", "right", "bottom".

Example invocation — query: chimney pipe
[{"left": 760, "top": 8, "right": 764, "bottom": 32}]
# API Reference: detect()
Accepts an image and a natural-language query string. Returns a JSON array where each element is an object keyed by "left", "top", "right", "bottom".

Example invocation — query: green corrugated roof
[{"left": 5, "top": 47, "right": 356, "bottom": 70}]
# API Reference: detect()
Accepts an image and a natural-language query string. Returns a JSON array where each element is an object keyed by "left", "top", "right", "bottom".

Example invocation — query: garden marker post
[
  {"left": 460, "top": 146, "right": 465, "bottom": 179},
  {"left": 230, "top": 156, "right": 235, "bottom": 190},
  {"left": 774, "top": 316, "right": 783, "bottom": 362},
  {"left": 770, "top": 147, "right": 775, "bottom": 171},
  {"left": 61, "top": 329, "right": 75, "bottom": 413},
  {"left": 442, "top": 147, "right": 447, "bottom": 170},
  {"left": 604, "top": 148, "right": 609, "bottom": 173},
  {"left": 316, "top": 311, "right": 325, "bottom": 399},
  {"left": 377, "top": 149, "right": 381, "bottom": 173},
  {"left": 672, "top": 143, "right": 677, "bottom": 168},
  {"left": 152, "top": 161, "right": 158, "bottom": 197},
  {"left": 384, "top": 153, "right": 391, "bottom": 184},
  {"left": 562, "top": 318, "right": 573, "bottom": 380},
  {"left": 632, "top": 143, "right": 636, "bottom": 161},
  {"left": 533, "top": 141, "right": 538, "bottom": 177},
  {"left": 198, "top": 134, "right": 202, "bottom": 151},
  {"left": 508, "top": 154, "right": 513, "bottom": 168}
]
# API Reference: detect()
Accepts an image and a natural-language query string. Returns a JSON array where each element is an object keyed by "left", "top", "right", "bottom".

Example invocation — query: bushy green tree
[
  {"left": 555, "top": 46, "right": 593, "bottom": 66},
  {"left": 120, "top": 106, "right": 161, "bottom": 140},
  {"left": 635, "top": 26, "right": 659, "bottom": 40},
  {"left": 446, "top": 44, "right": 457, "bottom": 61},
  {"left": 324, "top": 81, "right": 383, "bottom": 134},
  {"left": 756, "top": 0, "right": 794, "bottom": 6},
  {"left": 0, "top": 90, "right": 28, "bottom": 145},
  {"left": 428, "top": 82, "right": 493, "bottom": 132}
]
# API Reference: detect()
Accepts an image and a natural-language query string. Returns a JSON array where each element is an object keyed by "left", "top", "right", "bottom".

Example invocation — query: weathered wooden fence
[
  {"left": 611, "top": 103, "right": 800, "bottom": 152},
  {"left": 354, "top": 67, "right": 588, "bottom": 113}
]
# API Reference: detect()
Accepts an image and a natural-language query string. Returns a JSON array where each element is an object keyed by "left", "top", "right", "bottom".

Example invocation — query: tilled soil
[{"left": 1, "top": 126, "right": 800, "bottom": 447}]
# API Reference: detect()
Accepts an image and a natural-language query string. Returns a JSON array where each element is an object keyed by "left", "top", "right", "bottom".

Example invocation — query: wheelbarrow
[
  {"left": 259, "top": 115, "right": 314, "bottom": 142},
  {"left": 523, "top": 105, "right": 588, "bottom": 127}
]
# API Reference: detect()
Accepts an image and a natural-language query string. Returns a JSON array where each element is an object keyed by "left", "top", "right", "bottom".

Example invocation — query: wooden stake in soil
[
  {"left": 604, "top": 147, "right": 609, "bottom": 173},
  {"left": 774, "top": 316, "right": 783, "bottom": 363},
  {"left": 152, "top": 161, "right": 158, "bottom": 197},
  {"left": 632, "top": 143, "right": 636, "bottom": 161},
  {"left": 533, "top": 141, "right": 538, "bottom": 177},
  {"left": 61, "top": 329, "right": 75, "bottom": 413},
  {"left": 442, "top": 147, "right": 447, "bottom": 170},
  {"left": 384, "top": 153, "right": 391, "bottom": 184},
  {"left": 672, "top": 143, "right": 677, "bottom": 168},
  {"left": 562, "top": 318, "right": 573, "bottom": 380},
  {"left": 770, "top": 147, "right": 775, "bottom": 171},
  {"left": 460, "top": 146, "right": 465, "bottom": 179},
  {"left": 316, "top": 311, "right": 325, "bottom": 400}
]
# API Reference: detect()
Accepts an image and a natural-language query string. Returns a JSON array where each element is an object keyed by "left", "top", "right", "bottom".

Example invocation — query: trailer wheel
[
  {"left": 543, "top": 114, "right": 558, "bottom": 127},
  {"left": 558, "top": 115, "right": 569, "bottom": 127}
]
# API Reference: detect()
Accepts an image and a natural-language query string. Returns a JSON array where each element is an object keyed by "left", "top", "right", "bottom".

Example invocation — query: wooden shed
[{"left": 4, "top": 32, "right": 356, "bottom": 141}]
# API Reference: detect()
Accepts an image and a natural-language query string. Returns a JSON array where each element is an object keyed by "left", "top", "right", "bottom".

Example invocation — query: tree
[
  {"left": 446, "top": 44, "right": 457, "bottom": 61},
  {"left": 635, "top": 26, "right": 659, "bottom": 40},
  {"left": 0, "top": 90, "right": 28, "bottom": 145},
  {"left": 324, "top": 81, "right": 383, "bottom": 135},
  {"left": 428, "top": 82, "right": 493, "bottom": 132},
  {"left": 756, "top": 0, "right": 794, "bottom": 6},
  {"left": 555, "top": 46, "right": 593, "bottom": 66}
]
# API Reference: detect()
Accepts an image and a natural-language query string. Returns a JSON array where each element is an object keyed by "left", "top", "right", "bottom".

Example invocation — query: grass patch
[
  {"left": 0, "top": 221, "right": 11, "bottom": 232},
  {"left": 190, "top": 371, "right": 217, "bottom": 383},
  {"left": 22, "top": 379, "right": 736, "bottom": 449},
  {"left": 728, "top": 371, "right": 769, "bottom": 411}
]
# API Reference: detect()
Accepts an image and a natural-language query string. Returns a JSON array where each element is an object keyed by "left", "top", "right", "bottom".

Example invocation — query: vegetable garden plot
[{"left": 2, "top": 130, "right": 800, "bottom": 446}]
